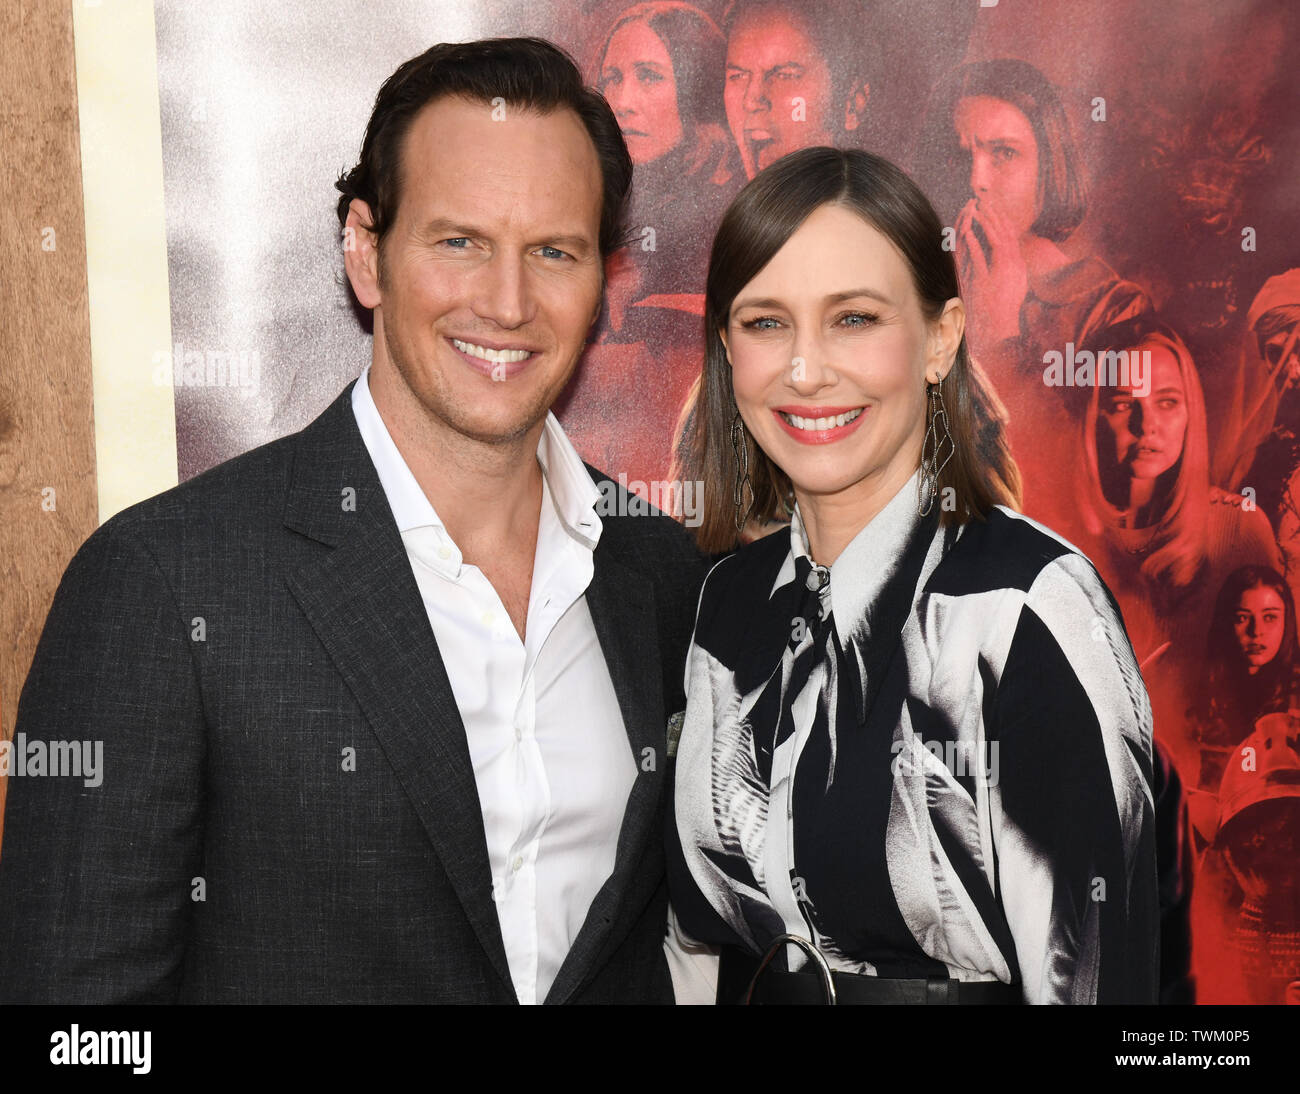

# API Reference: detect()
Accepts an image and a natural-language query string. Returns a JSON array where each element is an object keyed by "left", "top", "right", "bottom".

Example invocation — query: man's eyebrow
[
  {"left": 421, "top": 220, "right": 594, "bottom": 252},
  {"left": 765, "top": 62, "right": 805, "bottom": 78},
  {"left": 539, "top": 234, "right": 595, "bottom": 253},
  {"left": 421, "top": 217, "right": 485, "bottom": 239}
]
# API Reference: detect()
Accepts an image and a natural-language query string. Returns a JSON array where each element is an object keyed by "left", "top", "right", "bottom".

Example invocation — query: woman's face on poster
[
  {"left": 599, "top": 20, "right": 683, "bottom": 165},
  {"left": 724, "top": 8, "right": 833, "bottom": 178},
  {"left": 953, "top": 95, "right": 1040, "bottom": 241},
  {"left": 723, "top": 203, "right": 948, "bottom": 503},
  {"left": 1233, "top": 584, "right": 1286, "bottom": 672},
  {"left": 1097, "top": 343, "right": 1188, "bottom": 482}
]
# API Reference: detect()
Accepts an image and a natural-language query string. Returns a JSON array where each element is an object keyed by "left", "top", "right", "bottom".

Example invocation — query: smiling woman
[
  {"left": 666, "top": 146, "right": 1161, "bottom": 1006},
  {"left": 691, "top": 146, "right": 1019, "bottom": 554}
]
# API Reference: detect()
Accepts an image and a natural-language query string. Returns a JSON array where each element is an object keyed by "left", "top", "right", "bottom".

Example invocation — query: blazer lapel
[
  {"left": 543, "top": 540, "right": 665, "bottom": 1004},
  {"left": 282, "top": 384, "right": 515, "bottom": 997}
]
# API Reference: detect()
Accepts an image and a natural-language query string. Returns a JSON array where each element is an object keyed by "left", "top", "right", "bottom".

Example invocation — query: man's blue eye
[
  {"left": 444, "top": 238, "right": 469, "bottom": 248},
  {"left": 539, "top": 246, "right": 567, "bottom": 260}
]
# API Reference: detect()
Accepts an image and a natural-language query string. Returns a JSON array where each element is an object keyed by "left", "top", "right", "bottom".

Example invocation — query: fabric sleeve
[
  {"left": 0, "top": 518, "right": 206, "bottom": 1003},
  {"left": 989, "top": 553, "right": 1159, "bottom": 1004},
  {"left": 664, "top": 555, "right": 741, "bottom": 971}
]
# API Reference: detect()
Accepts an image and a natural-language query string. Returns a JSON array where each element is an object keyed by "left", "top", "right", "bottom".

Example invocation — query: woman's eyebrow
[{"left": 733, "top": 288, "right": 894, "bottom": 311}]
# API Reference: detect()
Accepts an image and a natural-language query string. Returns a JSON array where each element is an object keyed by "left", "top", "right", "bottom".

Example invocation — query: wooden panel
[{"left": 0, "top": 0, "right": 98, "bottom": 852}]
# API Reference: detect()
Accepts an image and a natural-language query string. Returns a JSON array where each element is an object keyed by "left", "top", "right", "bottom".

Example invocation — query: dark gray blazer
[{"left": 0, "top": 382, "right": 706, "bottom": 1003}]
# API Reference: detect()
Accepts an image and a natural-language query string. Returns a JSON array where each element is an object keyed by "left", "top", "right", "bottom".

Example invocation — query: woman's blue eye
[
  {"left": 839, "top": 312, "right": 877, "bottom": 328},
  {"left": 743, "top": 316, "right": 780, "bottom": 330}
]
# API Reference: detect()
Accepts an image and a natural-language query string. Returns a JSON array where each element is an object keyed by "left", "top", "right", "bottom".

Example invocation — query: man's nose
[
  {"left": 472, "top": 251, "right": 532, "bottom": 330},
  {"left": 743, "top": 75, "right": 768, "bottom": 113}
]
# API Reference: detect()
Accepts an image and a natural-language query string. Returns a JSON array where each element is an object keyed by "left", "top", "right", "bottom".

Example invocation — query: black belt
[{"left": 719, "top": 943, "right": 1024, "bottom": 1005}]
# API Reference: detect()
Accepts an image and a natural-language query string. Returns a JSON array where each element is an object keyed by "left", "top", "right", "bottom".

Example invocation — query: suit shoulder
[
  {"left": 586, "top": 464, "right": 703, "bottom": 562},
  {"left": 82, "top": 429, "right": 303, "bottom": 576},
  {"left": 105, "top": 429, "right": 298, "bottom": 533},
  {"left": 693, "top": 525, "right": 789, "bottom": 625}
]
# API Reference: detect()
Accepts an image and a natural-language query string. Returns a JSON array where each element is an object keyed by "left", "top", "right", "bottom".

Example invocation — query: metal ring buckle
[{"left": 745, "top": 933, "right": 838, "bottom": 1005}]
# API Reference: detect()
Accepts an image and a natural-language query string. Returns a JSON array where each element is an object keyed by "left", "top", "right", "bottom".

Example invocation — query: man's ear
[
  {"left": 342, "top": 199, "right": 382, "bottom": 310},
  {"left": 843, "top": 79, "right": 870, "bottom": 133},
  {"left": 928, "top": 297, "right": 965, "bottom": 383}
]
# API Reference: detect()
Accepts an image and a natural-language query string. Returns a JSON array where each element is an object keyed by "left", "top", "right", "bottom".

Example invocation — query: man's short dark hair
[{"left": 336, "top": 37, "right": 633, "bottom": 259}]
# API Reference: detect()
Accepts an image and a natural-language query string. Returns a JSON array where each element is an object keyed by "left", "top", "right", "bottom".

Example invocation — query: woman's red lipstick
[{"left": 771, "top": 405, "right": 867, "bottom": 445}]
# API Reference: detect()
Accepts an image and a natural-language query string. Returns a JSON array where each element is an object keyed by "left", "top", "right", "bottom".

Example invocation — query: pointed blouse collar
[{"left": 783, "top": 468, "right": 929, "bottom": 629}]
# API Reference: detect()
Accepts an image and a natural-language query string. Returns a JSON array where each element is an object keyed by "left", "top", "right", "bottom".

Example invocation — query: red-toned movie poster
[{"left": 159, "top": 1, "right": 1300, "bottom": 1004}]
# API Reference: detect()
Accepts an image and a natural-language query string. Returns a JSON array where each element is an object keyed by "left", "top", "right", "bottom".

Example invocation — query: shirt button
[
  {"left": 514, "top": 725, "right": 523, "bottom": 742},
  {"left": 481, "top": 611, "right": 494, "bottom": 626},
  {"left": 438, "top": 546, "right": 452, "bottom": 560},
  {"left": 512, "top": 855, "right": 523, "bottom": 873}
]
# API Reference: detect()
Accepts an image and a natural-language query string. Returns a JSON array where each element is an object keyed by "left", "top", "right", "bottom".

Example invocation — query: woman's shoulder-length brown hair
[{"left": 689, "top": 145, "right": 1021, "bottom": 554}]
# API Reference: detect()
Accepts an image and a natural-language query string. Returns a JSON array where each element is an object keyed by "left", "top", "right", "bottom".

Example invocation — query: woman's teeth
[
  {"left": 452, "top": 338, "right": 531, "bottom": 363},
  {"left": 779, "top": 408, "right": 864, "bottom": 431}
]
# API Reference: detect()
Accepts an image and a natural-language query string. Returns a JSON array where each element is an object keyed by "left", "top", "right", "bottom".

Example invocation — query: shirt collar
[
  {"left": 351, "top": 365, "right": 439, "bottom": 534},
  {"left": 350, "top": 366, "right": 603, "bottom": 575},
  {"left": 787, "top": 468, "right": 927, "bottom": 628},
  {"left": 536, "top": 410, "right": 603, "bottom": 551}
]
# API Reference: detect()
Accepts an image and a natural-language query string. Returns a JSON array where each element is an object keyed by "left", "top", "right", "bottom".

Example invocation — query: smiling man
[{"left": 0, "top": 38, "right": 705, "bottom": 1004}]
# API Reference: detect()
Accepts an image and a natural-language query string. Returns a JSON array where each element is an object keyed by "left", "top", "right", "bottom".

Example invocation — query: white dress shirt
[{"left": 351, "top": 367, "right": 634, "bottom": 1005}]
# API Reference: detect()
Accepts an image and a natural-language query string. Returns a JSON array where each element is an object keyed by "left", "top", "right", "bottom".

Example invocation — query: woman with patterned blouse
[{"left": 664, "top": 147, "right": 1160, "bottom": 1005}]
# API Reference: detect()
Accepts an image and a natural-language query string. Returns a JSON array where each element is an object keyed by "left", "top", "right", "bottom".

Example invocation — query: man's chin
[{"left": 442, "top": 402, "right": 554, "bottom": 448}]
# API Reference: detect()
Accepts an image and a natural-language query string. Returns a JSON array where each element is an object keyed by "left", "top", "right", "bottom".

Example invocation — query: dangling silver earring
[
  {"left": 731, "top": 410, "right": 754, "bottom": 533},
  {"left": 918, "top": 374, "right": 955, "bottom": 517}
]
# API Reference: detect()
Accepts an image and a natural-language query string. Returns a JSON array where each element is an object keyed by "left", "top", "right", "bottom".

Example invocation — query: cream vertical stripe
[{"left": 73, "top": 0, "right": 177, "bottom": 522}]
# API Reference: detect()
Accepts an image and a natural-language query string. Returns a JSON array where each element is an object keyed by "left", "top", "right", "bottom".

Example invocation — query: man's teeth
[
  {"left": 452, "top": 338, "right": 532, "bottom": 363},
  {"left": 780, "top": 408, "right": 864, "bottom": 430}
]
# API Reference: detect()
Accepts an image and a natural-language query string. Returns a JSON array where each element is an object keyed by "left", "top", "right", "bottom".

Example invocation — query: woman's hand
[{"left": 956, "top": 198, "right": 1029, "bottom": 343}]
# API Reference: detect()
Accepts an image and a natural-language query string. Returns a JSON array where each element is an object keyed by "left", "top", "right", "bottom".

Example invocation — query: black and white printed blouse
[{"left": 667, "top": 469, "right": 1160, "bottom": 1004}]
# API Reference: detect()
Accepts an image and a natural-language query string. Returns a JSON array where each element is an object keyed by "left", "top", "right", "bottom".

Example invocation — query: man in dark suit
[{"left": 0, "top": 38, "right": 705, "bottom": 1003}]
